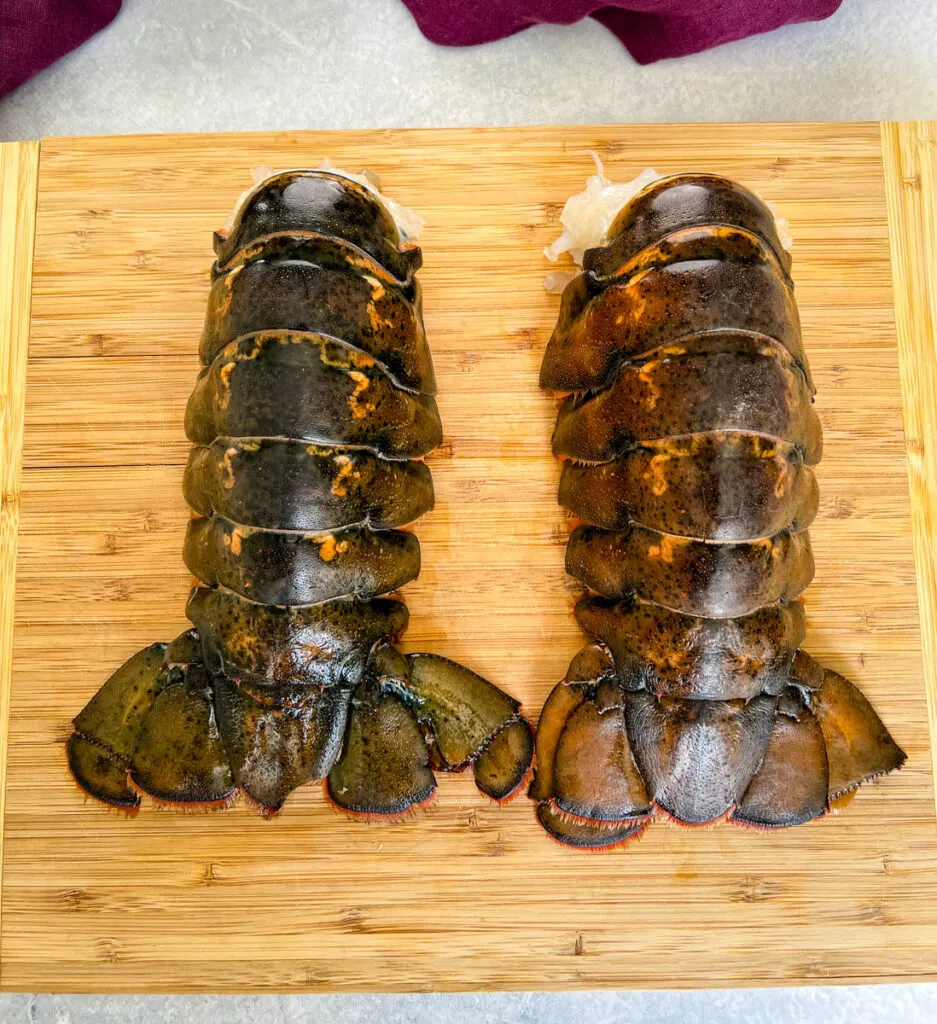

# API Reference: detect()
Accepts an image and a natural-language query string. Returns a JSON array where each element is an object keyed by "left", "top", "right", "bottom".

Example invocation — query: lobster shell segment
[
  {"left": 183, "top": 438, "right": 435, "bottom": 533},
  {"left": 540, "top": 244, "right": 806, "bottom": 393},
  {"left": 186, "top": 586, "right": 408, "bottom": 691},
  {"left": 566, "top": 523, "right": 814, "bottom": 618},
  {"left": 575, "top": 597, "right": 804, "bottom": 701},
  {"left": 212, "top": 170, "right": 422, "bottom": 282},
  {"left": 552, "top": 333, "right": 821, "bottom": 464},
  {"left": 185, "top": 331, "right": 442, "bottom": 458},
  {"left": 559, "top": 432, "right": 818, "bottom": 541},
  {"left": 200, "top": 247, "right": 436, "bottom": 394},
  {"left": 532, "top": 171, "right": 903, "bottom": 847},
  {"left": 183, "top": 516, "right": 421, "bottom": 607},
  {"left": 584, "top": 173, "right": 792, "bottom": 278},
  {"left": 70, "top": 169, "right": 532, "bottom": 816}
]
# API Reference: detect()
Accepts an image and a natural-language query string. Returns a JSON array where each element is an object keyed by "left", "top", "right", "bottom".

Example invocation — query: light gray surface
[
  {"left": 1, "top": 0, "right": 936, "bottom": 138},
  {"left": 3, "top": 989, "right": 937, "bottom": 1024},
  {"left": 1, "top": 0, "right": 936, "bottom": 1019}
]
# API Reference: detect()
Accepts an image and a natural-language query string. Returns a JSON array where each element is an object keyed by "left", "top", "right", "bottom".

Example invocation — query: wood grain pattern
[
  {"left": 881, "top": 121, "right": 937, "bottom": 816},
  {"left": 0, "top": 140, "right": 39, "bottom": 966},
  {"left": 4, "top": 123, "right": 936, "bottom": 993}
]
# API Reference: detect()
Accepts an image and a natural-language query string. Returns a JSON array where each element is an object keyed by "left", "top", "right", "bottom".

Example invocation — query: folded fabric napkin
[
  {"left": 1, "top": 0, "right": 121, "bottom": 99},
  {"left": 401, "top": 0, "right": 843, "bottom": 63}
]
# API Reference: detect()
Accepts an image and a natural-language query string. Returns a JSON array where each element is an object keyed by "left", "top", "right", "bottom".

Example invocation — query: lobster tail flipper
[
  {"left": 128, "top": 662, "right": 236, "bottom": 809},
  {"left": 529, "top": 648, "right": 650, "bottom": 850},
  {"left": 67, "top": 734, "right": 140, "bottom": 810},
  {"left": 732, "top": 691, "right": 830, "bottom": 829},
  {"left": 536, "top": 802, "right": 647, "bottom": 850},
  {"left": 552, "top": 698, "right": 651, "bottom": 824},
  {"left": 212, "top": 673, "right": 351, "bottom": 815},
  {"left": 403, "top": 654, "right": 522, "bottom": 768},
  {"left": 473, "top": 718, "right": 535, "bottom": 802},
  {"left": 68, "top": 644, "right": 169, "bottom": 809},
  {"left": 326, "top": 677, "right": 437, "bottom": 818},
  {"left": 810, "top": 661, "right": 907, "bottom": 798},
  {"left": 528, "top": 678, "right": 590, "bottom": 805},
  {"left": 625, "top": 692, "right": 778, "bottom": 826}
]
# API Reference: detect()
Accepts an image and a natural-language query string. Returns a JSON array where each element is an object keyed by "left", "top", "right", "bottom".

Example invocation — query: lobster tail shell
[
  {"left": 212, "top": 170, "right": 422, "bottom": 281},
  {"left": 70, "top": 170, "right": 531, "bottom": 817},
  {"left": 532, "top": 171, "right": 904, "bottom": 848}
]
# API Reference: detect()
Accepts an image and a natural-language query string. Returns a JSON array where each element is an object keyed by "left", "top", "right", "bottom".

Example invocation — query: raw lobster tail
[
  {"left": 532, "top": 172, "right": 905, "bottom": 848},
  {"left": 69, "top": 170, "right": 532, "bottom": 817}
]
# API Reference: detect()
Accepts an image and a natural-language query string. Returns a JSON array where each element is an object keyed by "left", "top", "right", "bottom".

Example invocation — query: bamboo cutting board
[{"left": 1, "top": 121, "right": 936, "bottom": 993}]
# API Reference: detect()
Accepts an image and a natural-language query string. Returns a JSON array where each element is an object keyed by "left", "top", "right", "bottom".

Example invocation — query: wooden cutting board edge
[
  {"left": 0, "top": 121, "right": 935, "bottom": 991},
  {"left": 880, "top": 120, "right": 937, "bottom": 809},
  {"left": 0, "top": 140, "right": 39, "bottom": 976}
]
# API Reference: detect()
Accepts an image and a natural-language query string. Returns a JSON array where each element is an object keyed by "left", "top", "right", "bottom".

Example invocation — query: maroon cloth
[
  {"left": 1, "top": 0, "right": 121, "bottom": 99},
  {"left": 402, "top": 0, "right": 843, "bottom": 63}
]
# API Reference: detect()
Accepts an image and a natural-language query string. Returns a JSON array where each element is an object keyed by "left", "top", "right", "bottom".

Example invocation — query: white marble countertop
[
  {"left": 1, "top": 0, "right": 935, "bottom": 138},
  {"left": 1, "top": 0, "right": 935, "bottom": 1018}
]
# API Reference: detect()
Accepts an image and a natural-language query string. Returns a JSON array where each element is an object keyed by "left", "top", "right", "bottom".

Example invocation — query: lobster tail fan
[{"left": 326, "top": 642, "right": 537, "bottom": 815}]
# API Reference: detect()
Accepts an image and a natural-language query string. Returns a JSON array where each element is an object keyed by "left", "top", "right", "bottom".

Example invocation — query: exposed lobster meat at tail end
[
  {"left": 69, "top": 169, "right": 533, "bottom": 819},
  {"left": 532, "top": 171, "right": 905, "bottom": 848}
]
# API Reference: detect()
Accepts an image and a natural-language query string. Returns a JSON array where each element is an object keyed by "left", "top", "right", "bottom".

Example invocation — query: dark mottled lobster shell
[
  {"left": 531, "top": 172, "right": 905, "bottom": 848},
  {"left": 69, "top": 170, "right": 532, "bottom": 817}
]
